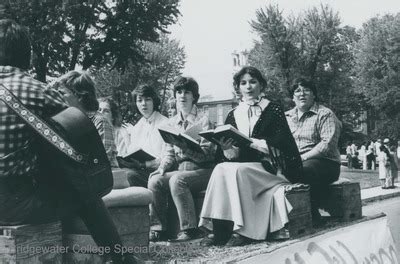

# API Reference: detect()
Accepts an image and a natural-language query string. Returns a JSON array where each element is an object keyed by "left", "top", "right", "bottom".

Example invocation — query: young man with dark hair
[{"left": 148, "top": 76, "right": 216, "bottom": 242}]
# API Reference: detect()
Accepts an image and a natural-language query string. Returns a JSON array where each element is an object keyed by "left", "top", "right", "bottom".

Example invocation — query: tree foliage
[
  {"left": 5, "top": 0, "right": 180, "bottom": 82},
  {"left": 249, "top": 4, "right": 363, "bottom": 122},
  {"left": 91, "top": 34, "right": 186, "bottom": 123},
  {"left": 354, "top": 14, "right": 400, "bottom": 139}
]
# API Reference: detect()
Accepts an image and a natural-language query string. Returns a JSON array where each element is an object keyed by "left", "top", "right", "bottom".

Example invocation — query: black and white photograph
[{"left": 1, "top": 0, "right": 400, "bottom": 263}]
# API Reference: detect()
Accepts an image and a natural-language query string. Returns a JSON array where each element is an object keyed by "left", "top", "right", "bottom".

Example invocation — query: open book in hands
[
  {"left": 118, "top": 148, "right": 156, "bottom": 163},
  {"left": 199, "top": 124, "right": 252, "bottom": 148},
  {"left": 158, "top": 126, "right": 204, "bottom": 154}
]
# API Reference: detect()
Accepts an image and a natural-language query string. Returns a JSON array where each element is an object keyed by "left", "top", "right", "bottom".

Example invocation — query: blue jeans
[{"left": 148, "top": 167, "right": 212, "bottom": 231}]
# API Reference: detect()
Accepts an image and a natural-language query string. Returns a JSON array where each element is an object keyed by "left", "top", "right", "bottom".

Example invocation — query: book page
[
  {"left": 184, "top": 123, "right": 203, "bottom": 141},
  {"left": 215, "top": 124, "right": 250, "bottom": 140}
]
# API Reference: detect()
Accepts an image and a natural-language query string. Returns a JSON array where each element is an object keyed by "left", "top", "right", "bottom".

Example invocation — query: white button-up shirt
[{"left": 126, "top": 111, "right": 168, "bottom": 159}]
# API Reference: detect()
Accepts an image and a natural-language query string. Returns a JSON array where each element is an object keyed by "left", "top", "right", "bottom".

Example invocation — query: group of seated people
[
  {"left": 0, "top": 19, "right": 342, "bottom": 263},
  {"left": 70, "top": 66, "right": 342, "bottom": 247}
]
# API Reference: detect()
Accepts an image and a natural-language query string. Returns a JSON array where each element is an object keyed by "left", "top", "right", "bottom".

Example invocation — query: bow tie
[{"left": 247, "top": 103, "right": 262, "bottom": 117}]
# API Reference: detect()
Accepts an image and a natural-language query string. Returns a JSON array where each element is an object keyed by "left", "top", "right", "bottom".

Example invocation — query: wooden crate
[
  {"left": 285, "top": 186, "right": 313, "bottom": 237},
  {"left": 62, "top": 206, "right": 150, "bottom": 263},
  {"left": 0, "top": 222, "right": 62, "bottom": 264},
  {"left": 321, "top": 181, "right": 362, "bottom": 221}
]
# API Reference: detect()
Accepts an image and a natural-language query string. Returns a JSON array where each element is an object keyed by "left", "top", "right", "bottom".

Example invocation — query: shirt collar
[
  {"left": 144, "top": 111, "right": 157, "bottom": 124},
  {"left": 176, "top": 104, "right": 198, "bottom": 126},
  {"left": 287, "top": 102, "right": 319, "bottom": 118},
  {"left": 237, "top": 97, "right": 269, "bottom": 112},
  {"left": 308, "top": 103, "right": 319, "bottom": 114}
]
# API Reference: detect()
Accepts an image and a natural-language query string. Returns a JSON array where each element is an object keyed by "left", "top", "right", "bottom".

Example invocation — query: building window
[
  {"left": 203, "top": 105, "right": 209, "bottom": 115},
  {"left": 217, "top": 104, "right": 223, "bottom": 125}
]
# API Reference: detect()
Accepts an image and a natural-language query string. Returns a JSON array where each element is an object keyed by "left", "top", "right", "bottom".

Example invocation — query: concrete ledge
[{"left": 362, "top": 186, "right": 400, "bottom": 205}]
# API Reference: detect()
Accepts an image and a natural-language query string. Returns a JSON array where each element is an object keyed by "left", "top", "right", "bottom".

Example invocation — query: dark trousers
[
  {"left": 366, "top": 153, "right": 375, "bottom": 170},
  {"left": 299, "top": 158, "right": 341, "bottom": 218},
  {"left": 0, "top": 177, "right": 133, "bottom": 263}
]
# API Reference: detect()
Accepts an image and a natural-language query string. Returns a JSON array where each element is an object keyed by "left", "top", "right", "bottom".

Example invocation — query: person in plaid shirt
[
  {"left": 0, "top": 19, "right": 136, "bottom": 263},
  {"left": 148, "top": 76, "right": 216, "bottom": 242},
  {"left": 285, "top": 77, "right": 341, "bottom": 226}
]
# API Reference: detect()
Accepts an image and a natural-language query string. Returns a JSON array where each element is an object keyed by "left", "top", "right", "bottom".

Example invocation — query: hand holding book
[
  {"left": 199, "top": 124, "right": 252, "bottom": 148},
  {"left": 216, "top": 137, "right": 236, "bottom": 150},
  {"left": 158, "top": 126, "right": 204, "bottom": 154},
  {"left": 117, "top": 156, "right": 144, "bottom": 170}
]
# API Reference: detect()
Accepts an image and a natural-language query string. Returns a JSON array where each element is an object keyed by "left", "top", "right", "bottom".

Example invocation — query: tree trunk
[
  {"left": 34, "top": 53, "right": 47, "bottom": 83},
  {"left": 160, "top": 72, "right": 170, "bottom": 112}
]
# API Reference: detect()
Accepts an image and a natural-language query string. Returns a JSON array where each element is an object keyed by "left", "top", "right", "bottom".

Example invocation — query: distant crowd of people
[
  {"left": 1, "top": 19, "right": 344, "bottom": 262},
  {"left": 346, "top": 139, "right": 399, "bottom": 189}
]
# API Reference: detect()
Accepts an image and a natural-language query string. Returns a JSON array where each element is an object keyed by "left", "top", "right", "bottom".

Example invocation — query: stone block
[
  {"left": 321, "top": 181, "right": 362, "bottom": 221},
  {"left": 0, "top": 222, "right": 62, "bottom": 264}
]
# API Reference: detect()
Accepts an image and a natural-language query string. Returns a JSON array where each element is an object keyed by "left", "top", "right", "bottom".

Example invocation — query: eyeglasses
[{"left": 293, "top": 88, "right": 312, "bottom": 95}]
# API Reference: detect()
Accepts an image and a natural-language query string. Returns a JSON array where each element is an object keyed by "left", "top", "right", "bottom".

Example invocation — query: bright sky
[{"left": 169, "top": 0, "right": 400, "bottom": 100}]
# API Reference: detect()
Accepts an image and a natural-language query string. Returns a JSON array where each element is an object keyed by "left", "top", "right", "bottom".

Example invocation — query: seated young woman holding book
[
  {"left": 148, "top": 76, "right": 216, "bottom": 242},
  {"left": 117, "top": 85, "right": 168, "bottom": 187},
  {"left": 199, "top": 66, "right": 303, "bottom": 247}
]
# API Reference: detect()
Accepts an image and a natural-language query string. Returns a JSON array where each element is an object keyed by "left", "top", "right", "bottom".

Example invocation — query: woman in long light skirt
[{"left": 199, "top": 66, "right": 303, "bottom": 246}]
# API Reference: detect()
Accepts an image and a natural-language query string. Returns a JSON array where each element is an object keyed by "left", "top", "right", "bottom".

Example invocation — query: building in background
[
  {"left": 197, "top": 99, "right": 238, "bottom": 126},
  {"left": 197, "top": 50, "right": 249, "bottom": 126},
  {"left": 232, "top": 50, "right": 249, "bottom": 73}
]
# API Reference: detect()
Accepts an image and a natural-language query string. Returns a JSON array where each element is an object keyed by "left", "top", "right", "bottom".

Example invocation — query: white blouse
[
  {"left": 223, "top": 98, "right": 270, "bottom": 159},
  {"left": 126, "top": 111, "right": 168, "bottom": 158}
]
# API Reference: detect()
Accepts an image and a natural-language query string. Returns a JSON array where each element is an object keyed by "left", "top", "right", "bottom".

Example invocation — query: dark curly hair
[{"left": 233, "top": 66, "right": 267, "bottom": 98}]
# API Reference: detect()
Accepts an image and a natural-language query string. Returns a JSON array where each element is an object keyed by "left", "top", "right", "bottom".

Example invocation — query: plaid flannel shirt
[
  {"left": 0, "top": 66, "right": 67, "bottom": 180},
  {"left": 159, "top": 105, "right": 216, "bottom": 172},
  {"left": 88, "top": 112, "right": 119, "bottom": 168},
  {"left": 285, "top": 103, "right": 341, "bottom": 163}
]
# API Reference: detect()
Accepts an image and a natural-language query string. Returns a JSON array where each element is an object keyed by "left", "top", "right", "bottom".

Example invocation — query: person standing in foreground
[
  {"left": 285, "top": 77, "right": 341, "bottom": 226},
  {"left": 0, "top": 19, "right": 137, "bottom": 263}
]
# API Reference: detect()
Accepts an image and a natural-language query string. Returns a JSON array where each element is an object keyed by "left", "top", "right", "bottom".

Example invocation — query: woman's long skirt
[{"left": 199, "top": 162, "right": 292, "bottom": 240}]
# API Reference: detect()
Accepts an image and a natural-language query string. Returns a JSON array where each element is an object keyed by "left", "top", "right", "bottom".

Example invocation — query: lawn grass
[{"left": 339, "top": 166, "right": 399, "bottom": 189}]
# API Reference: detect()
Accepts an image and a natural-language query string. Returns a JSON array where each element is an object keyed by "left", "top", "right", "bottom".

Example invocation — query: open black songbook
[
  {"left": 118, "top": 148, "right": 156, "bottom": 163},
  {"left": 158, "top": 126, "right": 204, "bottom": 154},
  {"left": 199, "top": 124, "right": 252, "bottom": 148}
]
